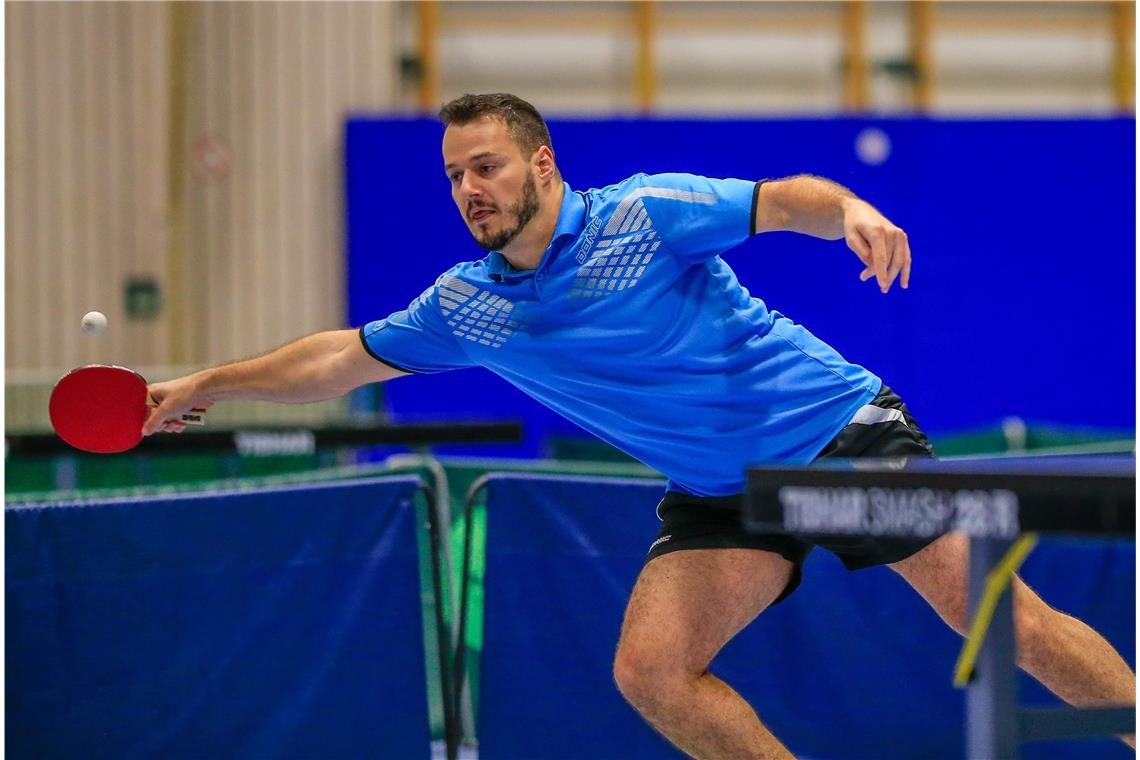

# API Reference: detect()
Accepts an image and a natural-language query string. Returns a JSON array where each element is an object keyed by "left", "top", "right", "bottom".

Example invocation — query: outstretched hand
[
  {"left": 143, "top": 377, "right": 214, "bottom": 436},
  {"left": 842, "top": 199, "right": 911, "bottom": 293}
]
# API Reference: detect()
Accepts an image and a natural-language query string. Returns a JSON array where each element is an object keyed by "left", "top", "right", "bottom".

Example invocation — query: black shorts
[{"left": 646, "top": 384, "right": 938, "bottom": 605}]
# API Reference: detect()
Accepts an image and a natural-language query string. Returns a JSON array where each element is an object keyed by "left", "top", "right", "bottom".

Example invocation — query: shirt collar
[
  {"left": 550, "top": 182, "right": 586, "bottom": 245},
  {"left": 486, "top": 182, "right": 584, "bottom": 280}
]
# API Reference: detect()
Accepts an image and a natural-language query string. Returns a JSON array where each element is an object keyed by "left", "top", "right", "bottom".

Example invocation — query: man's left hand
[{"left": 842, "top": 199, "right": 911, "bottom": 293}]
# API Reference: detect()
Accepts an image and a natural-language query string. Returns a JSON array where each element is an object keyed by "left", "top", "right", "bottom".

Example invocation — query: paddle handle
[{"left": 146, "top": 394, "right": 207, "bottom": 426}]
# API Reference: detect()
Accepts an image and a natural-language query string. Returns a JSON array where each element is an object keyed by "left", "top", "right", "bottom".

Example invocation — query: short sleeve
[
  {"left": 358, "top": 281, "right": 477, "bottom": 374},
  {"left": 634, "top": 173, "right": 758, "bottom": 264}
]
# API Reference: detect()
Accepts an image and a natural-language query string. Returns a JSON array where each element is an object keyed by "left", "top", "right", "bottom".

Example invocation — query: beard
[{"left": 471, "top": 170, "right": 540, "bottom": 252}]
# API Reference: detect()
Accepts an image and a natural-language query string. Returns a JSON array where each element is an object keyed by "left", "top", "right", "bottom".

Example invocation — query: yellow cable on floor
[{"left": 953, "top": 533, "right": 1039, "bottom": 688}]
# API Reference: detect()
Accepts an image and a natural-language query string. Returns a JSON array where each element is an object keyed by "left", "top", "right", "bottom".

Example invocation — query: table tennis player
[{"left": 144, "top": 93, "right": 1134, "bottom": 758}]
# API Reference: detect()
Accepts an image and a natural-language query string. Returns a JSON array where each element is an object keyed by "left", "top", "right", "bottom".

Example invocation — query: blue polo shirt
[{"left": 360, "top": 173, "right": 881, "bottom": 497}]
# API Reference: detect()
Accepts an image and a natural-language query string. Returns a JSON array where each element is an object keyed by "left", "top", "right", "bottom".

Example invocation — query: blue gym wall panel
[
  {"left": 7, "top": 476, "right": 433, "bottom": 760},
  {"left": 346, "top": 117, "right": 1135, "bottom": 458}
]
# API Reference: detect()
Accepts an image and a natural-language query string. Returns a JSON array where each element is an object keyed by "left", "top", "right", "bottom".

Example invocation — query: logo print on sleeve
[{"left": 437, "top": 276, "right": 526, "bottom": 348}]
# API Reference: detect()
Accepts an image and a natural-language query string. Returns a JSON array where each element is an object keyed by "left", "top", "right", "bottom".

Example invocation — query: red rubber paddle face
[{"left": 48, "top": 365, "right": 149, "bottom": 454}]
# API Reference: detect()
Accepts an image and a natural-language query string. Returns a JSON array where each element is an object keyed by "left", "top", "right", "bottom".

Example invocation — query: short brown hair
[{"left": 439, "top": 93, "right": 553, "bottom": 159}]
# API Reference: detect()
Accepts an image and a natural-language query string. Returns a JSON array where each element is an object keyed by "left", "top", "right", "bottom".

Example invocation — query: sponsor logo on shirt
[{"left": 576, "top": 216, "right": 602, "bottom": 264}]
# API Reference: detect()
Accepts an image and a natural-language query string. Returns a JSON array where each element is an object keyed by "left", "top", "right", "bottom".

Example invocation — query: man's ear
[{"left": 533, "top": 145, "right": 557, "bottom": 183}]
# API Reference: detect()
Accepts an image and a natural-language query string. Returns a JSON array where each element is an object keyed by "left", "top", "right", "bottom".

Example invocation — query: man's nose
[{"left": 459, "top": 172, "right": 484, "bottom": 200}]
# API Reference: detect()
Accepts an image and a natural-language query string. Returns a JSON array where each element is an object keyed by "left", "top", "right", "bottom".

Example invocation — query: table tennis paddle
[{"left": 49, "top": 364, "right": 206, "bottom": 454}]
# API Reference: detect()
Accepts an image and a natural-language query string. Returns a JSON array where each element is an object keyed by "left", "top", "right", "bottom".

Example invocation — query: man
[{"left": 146, "top": 93, "right": 1134, "bottom": 758}]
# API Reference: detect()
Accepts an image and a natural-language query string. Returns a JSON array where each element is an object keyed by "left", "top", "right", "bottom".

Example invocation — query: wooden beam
[
  {"left": 843, "top": 1, "right": 870, "bottom": 112},
  {"left": 933, "top": 10, "right": 1111, "bottom": 35},
  {"left": 632, "top": 0, "right": 656, "bottom": 112},
  {"left": 910, "top": 0, "right": 934, "bottom": 112},
  {"left": 437, "top": 9, "right": 839, "bottom": 37},
  {"left": 439, "top": 15, "right": 624, "bottom": 34},
  {"left": 416, "top": 1, "right": 439, "bottom": 114},
  {"left": 1112, "top": 1, "right": 1134, "bottom": 112},
  {"left": 166, "top": 1, "right": 193, "bottom": 364},
  {"left": 657, "top": 14, "right": 839, "bottom": 35}
]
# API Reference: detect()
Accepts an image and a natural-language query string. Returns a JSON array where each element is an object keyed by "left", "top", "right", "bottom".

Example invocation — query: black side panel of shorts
[
  {"left": 809, "top": 385, "right": 939, "bottom": 570},
  {"left": 815, "top": 385, "right": 935, "bottom": 460}
]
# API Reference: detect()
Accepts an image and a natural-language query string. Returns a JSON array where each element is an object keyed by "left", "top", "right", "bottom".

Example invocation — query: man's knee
[
  {"left": 613, "top": 639, "right": 694, "bottom": 711},
  {"left": 612, "top": 548, "right": 793, "bottom": 711}
]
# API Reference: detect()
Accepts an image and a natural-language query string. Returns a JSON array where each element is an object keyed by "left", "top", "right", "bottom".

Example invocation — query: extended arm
[
  {"left": 753, "top": 174, "right": 911, "bottom": 293},
  {"left": 142, "top": 329, "right": 407, "bottom": 435}
]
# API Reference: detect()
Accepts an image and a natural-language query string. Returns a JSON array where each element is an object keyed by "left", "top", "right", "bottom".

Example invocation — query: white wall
[{"left": 6, "top": 1, "right": 399, "bottom": 429}]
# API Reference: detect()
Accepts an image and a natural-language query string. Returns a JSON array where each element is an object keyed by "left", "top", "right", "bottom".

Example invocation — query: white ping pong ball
[{"left": 81, "top": 311, "right": 108, "bottom": 337}]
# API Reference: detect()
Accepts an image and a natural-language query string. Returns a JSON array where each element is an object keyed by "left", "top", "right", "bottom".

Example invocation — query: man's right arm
[
  {"left": 143, "top": 329, "right": 407, "bottom": 436},
  {"left": 754, "top": 174, "right": 911, "bottom": 293}
]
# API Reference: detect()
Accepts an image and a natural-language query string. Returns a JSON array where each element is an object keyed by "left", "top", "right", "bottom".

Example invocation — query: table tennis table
[
  {"left": 745, "top": 453, "right": 1135, "bottom": 760},
  {"left": 5, "top": 419, "right": 525, "bottom": 456}
]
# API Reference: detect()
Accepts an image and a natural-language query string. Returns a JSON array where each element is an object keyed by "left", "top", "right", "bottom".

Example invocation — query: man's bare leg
[
  {"left": 891, "top": 532, "right": 1136, "bottom": 748},
  {"left": 613, "top": 548, "right": 797, "bottom": 760}
]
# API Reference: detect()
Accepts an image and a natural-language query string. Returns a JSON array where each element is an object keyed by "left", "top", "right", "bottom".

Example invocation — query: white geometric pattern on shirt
[
  {"left": 437, "top": 275, "right": 523, "bottom": 348},
  {"left": 602, "top": 186, "right": 717, "bottom": 237},
  {"left": 570, "top": 199, "right": 662, "bottom": 299},
  {"left": 570, "top": 186, "right": 717, "bottom": 300}
]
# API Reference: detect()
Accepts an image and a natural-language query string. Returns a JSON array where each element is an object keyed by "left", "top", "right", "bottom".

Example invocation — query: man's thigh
[{"left": 618, "top": 548, "right": 794, "bottom": 673}]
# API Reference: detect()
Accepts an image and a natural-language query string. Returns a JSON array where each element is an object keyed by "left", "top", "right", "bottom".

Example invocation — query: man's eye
[
  {"left": 480, "top": 165, "right": 495, "bottom": 174},
  {"left": 449, "top": 173, "right": 461, "bottom": 183}
]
